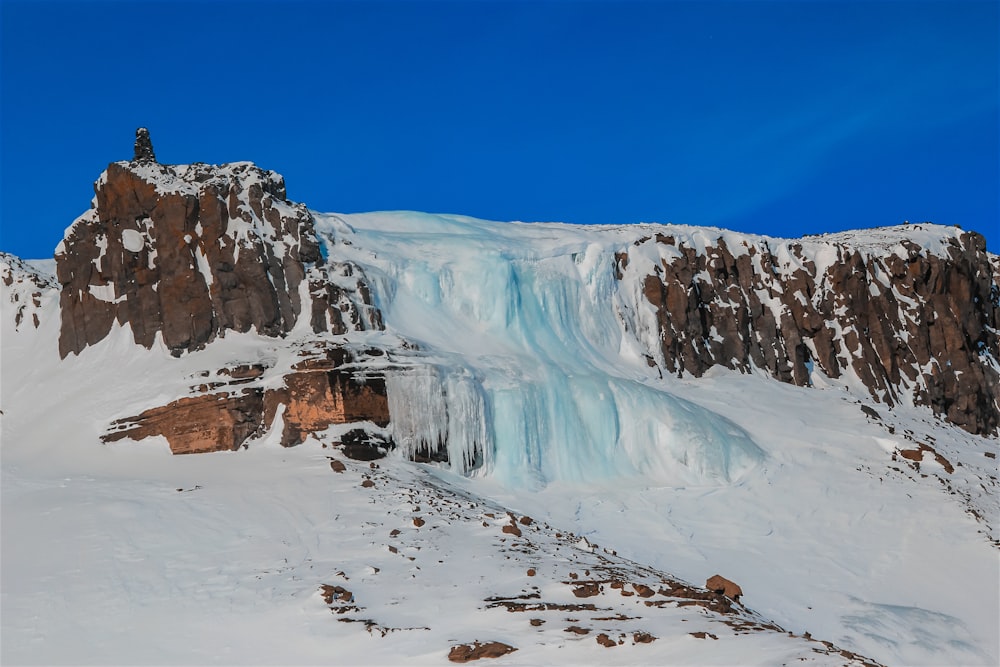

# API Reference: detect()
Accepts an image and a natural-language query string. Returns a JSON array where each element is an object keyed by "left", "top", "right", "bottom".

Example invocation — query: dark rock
[
  {"left": 340, "top": 428, "right": 392, "bottom": 461},
  {"left": 629, "top": 229, "right": 1000, "bottom": 435},
  {"left": 133, "top": 127, "right": 156, "bottom": 162},
  {"left": 56, "top": 160, "right": 383, "bottom": 358}
]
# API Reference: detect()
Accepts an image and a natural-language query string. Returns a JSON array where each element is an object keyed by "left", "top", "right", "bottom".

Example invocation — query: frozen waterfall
[{"left": 316, "top": 211, "right": 765, "bottom": 488}]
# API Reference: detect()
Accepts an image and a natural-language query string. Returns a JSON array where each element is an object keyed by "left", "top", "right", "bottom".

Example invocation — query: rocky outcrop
[
  {"left": 1, "top": 253, "right": 56, "bottom": 332},
  {"left": 133, "top": 127, "right": 155, "bottom": 163},
  {"left": 264, "top": 353, "right": 391, "bottom": 447},
  {"left": 627, "top": 226, "right": 1000, "bottom": 435},
  {"left": 56, "top": 159, "right": 381, "bottom": 358},
  {"left": 102, "top": 347, "right": 391, "bottom": 454},
  {"left": 104, "top": 389, "right": 265, "bottom": 455},
  {"left": 705, "top": 574, "right": 743, "bottom": 601}
]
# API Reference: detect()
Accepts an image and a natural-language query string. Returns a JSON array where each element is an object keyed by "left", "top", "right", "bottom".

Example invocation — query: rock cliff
[
  {"left": 625, "top": 226, "right": 999, "bottom": 435},
  {"left": 56, "top": 159, "right": 380, "bottom": 358},
  {"left": 49, "top": 143, "right": 999, "bottom": 453}
]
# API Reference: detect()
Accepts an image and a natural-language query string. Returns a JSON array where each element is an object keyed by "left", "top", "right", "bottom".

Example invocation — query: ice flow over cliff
[{"left": 317, "top": 211, "right": 766, "bottom": 488}]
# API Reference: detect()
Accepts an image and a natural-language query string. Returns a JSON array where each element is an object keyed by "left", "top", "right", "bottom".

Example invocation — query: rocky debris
[
  {"left": 329, "top": 459, "right": 346, "bottom": 473},
  {"left": 633, "top": 631, "right": 657, "bottom": 643},
  {"left": 630, "top": 228, "right": 999, "bottom": 435},
  {"left": 705, "top": 574, "right": 743, "bottom": 601},
  {"left": 564, "top": 625, "right": 590, "bottom": 635},
  {"left": 690, "top": 631, "right": 718, "bottom": 640},
  {"left": 56, "top": 160, "right": 382, "bottom": 358},
  {"left": 132, "top": 127, "right": 156, "bottom": 162},
  {"left": 595, "top": 633, "right": 617, "bottom": 647},
  {"left": 447, "top": 641, "right": 517, "bottom": 662}
]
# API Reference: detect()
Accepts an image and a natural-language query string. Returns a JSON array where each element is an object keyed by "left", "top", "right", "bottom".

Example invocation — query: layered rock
[
  {"left": 626, "top": 225, "right": 1000, "bottom": 435},
  {"left": 103, "top": 348, "right": 392, "bottom": 454},
  {"left": 56, "top": 159, "right": 381, "bottom": 357}
]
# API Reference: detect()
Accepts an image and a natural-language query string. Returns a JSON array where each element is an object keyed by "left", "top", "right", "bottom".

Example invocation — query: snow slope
[{"left": 2, "top": 209, "right": 998, "bottom": 666}]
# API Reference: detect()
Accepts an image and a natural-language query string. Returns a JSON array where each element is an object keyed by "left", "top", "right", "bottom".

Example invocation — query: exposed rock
[
  {"left": 571, "top": 582, "right": 601, "bottom": 598},
  {"left": 103, "top": 347, "right": 392, "bottom": 454},
  {"left": 595, "top": 633, "right": 617, "bottom": 647},
  {"left": 629, "top": 227, "right": 1000, "bottom": 435},
  {"left": 1, "top": 253, "right": 56, "bottom": 332},
  {"left": 103, "top": 389, "right": 264, "bottom": 454},
  {"left": 706, "top": 574, "right": 743, "bottom": 600},
  {"left": 133, "top": 127, "right": 156, "bottom": 162},
  {"left": 447, "top": 641, "right": 517, "bottom": 662},
  {"left": 56, "top": 160, "right": 382, "bottom": 358},
  {"left": 340, "top": 429, "right": 392, "bottom": 461}
]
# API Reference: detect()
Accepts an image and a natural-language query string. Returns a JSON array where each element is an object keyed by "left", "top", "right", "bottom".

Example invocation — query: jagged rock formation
[
  {"left": 56, "top": 159, "right": 381, "bottom": 358},
  {"left": 133, "top": 127, "right": 156, "bottom": 162},
  {"left": 625, "top": 228, "right": 1000, "bottom": 435}
]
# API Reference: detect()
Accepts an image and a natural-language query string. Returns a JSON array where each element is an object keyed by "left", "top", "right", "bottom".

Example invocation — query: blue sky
[{"left": 1, "top": 0, "right": 997, "bottom": 258}]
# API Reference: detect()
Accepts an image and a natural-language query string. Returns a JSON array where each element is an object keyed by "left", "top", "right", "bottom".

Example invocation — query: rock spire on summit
[{"left": 133, "top": 127, "right": 156, "bottom": 162}]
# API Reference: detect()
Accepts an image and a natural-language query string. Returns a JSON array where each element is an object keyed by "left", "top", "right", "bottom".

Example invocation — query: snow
[
  {"left": 2, "top": 209, "right": 997, "bottom": 666},
  {"left": 121, "top": 228, "right": 145, "bottom": 252}
]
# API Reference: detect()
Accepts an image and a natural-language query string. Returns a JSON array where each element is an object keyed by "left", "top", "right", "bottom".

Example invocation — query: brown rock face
[
  {"left": 264, "top": 356, "right": 390, "bottom": 448},
  {"left": 104, "top": 389, "right": 265, "bottom": 455},
  {"left": 629, "top": 227, "right": 1000, "bottom": 435},
  {"left": 102, "top": 347, "right": 391, "bottom": 454},
  {"left": 56, "top": 160, "right": 380, "bottom": 358}
]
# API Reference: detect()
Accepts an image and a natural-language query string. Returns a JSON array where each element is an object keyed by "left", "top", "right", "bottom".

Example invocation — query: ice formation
[{"left": 316, "top": 212, "right": 766, "bottom": 488}]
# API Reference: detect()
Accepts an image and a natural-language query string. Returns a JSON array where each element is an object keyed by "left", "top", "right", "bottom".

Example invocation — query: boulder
[{"left": 706, "top": 574, "right": 743, "bottom": 600}]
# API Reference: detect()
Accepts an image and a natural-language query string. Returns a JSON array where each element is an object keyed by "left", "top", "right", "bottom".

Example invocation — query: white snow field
[{"left": 2, "top": 212, "right": 998, "bottom": 666}]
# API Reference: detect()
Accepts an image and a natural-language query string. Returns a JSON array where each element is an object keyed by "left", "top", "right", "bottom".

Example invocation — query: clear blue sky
[{"left": 1, "top": 1, "right": 997, "bottom": 259}]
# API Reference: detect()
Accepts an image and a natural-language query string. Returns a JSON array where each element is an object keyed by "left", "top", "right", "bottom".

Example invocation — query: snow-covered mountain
[{"left": 2, "top": 153, "right": 997, "bottom": 666}]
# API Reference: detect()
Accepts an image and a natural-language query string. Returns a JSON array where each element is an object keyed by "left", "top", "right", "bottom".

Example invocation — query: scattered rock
[
  {"left": 361, "top": 479, "right": 375, "bottom": 488},
  {"left": 501, "top": 523, "right": 522, "bottom": 537},
  {"left": 529, "top": 618, "right": 544, "bottom": 627},
  {"left": 633, "top": 631, "right": 657, "bottom": 643},
  {"left": 595, "top": 633, "right": 617, "bottom": 648},
  {"left": 526, "top": 568, "right": 536, "bottom": 577},
  {"left": 447, "top": 641, "right": 517, "bottom": 662},
  {"left": 330, "top": 459, "right": 346, "bottom": 473},
  {"left": 632, "top": 583, "right": 655, "bottom": 598},
  {"left": 518, "top": 516, "right": 533, "bottom": 525},
  {"left": 413, "top": 517, "right": 425, "bottom": 528},
  {"left": 571, "top": 582, "right": 601, "bottom": 598},
  {"left": 565, "top": 625, "right": 590, "bottom": 635}
]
